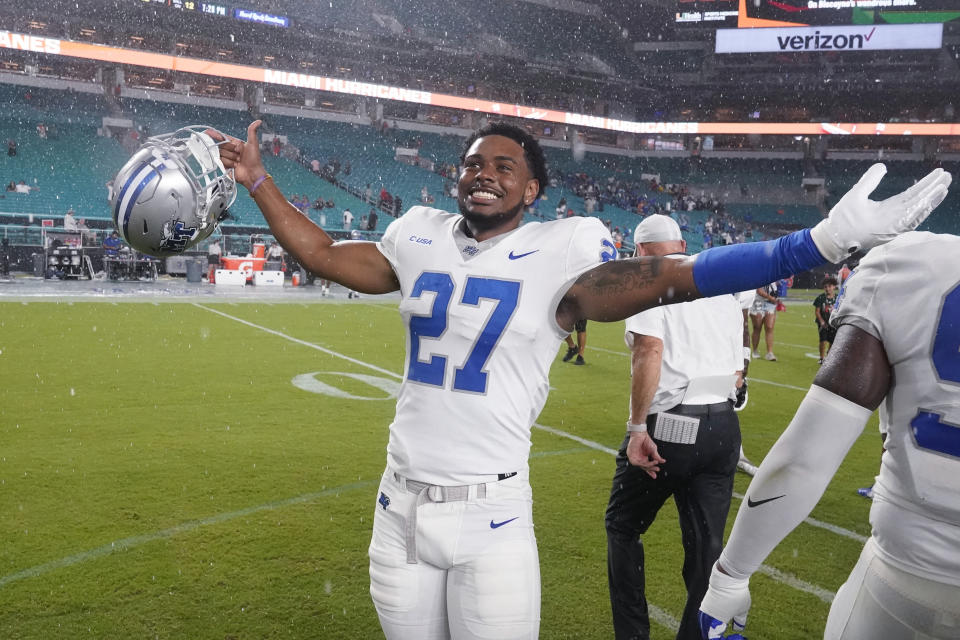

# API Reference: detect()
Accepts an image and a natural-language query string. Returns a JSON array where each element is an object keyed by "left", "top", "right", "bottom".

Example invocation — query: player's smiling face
[{"left": 458, "top": 135, "right": 538, "bottom": 239}]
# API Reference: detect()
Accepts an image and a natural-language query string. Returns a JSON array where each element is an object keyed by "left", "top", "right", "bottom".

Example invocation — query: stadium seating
[{"left": 2, "top": 82, "right": 958, "bottom": 241}]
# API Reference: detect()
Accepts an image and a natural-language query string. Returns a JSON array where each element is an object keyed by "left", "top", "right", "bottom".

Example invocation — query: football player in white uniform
[
  {"left": 208, "top": 119, "right": 949, "bottom": 640},
  {"left": 699, "top": 231, "right": 960, "bottom": 640}
]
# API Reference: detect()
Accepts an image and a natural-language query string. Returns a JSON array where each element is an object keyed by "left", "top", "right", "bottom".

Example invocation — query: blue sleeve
[{"left": 693, "top": 229, "right": 825, "bottom": 298}]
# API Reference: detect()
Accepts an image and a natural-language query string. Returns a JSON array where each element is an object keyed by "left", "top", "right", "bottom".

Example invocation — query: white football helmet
[{"left": 111, "top": 126, "right": 236, "bottom": 256}]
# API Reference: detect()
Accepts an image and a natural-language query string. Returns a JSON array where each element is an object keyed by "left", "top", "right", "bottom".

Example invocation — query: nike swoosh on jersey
[
  {"left": 508, "top": 249, "right": 539, "bottom": 260},
  {"left": 746, "top": 494, "right": 786, "bottom": 508},
  {"left": 490, "top": 517, "right": 519, "bottom": 529}
]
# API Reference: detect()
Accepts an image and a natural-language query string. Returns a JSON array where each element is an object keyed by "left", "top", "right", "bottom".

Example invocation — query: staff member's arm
[
  {"left": 209, "top": 121, "right": 400, "bottom": 295},
  {"left": 627, "top": 332, "right": 667, "bottom": 478}
]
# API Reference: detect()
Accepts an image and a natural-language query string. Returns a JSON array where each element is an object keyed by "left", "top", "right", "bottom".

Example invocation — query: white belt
[{"left": 394, "top": 473, "right": 509, "bottom": 564}]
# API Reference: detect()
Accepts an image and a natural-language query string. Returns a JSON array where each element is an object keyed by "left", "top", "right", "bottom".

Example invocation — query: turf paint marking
[
  {"left": 0, "top": 481, "right": 373, "bottom": 590},
  {"left": 190, "top": 305, "right": 859, "bottom": 618},
  {"left": 291, "top": 371, "right": 400, "bottom": 399}
]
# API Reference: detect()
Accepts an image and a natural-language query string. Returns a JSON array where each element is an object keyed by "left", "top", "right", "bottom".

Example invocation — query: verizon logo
[
  {"left": 716, "top": 23, "right": 942, "bottom": 54},
  {"left": 777, "top": 28, "right": 875, "bottom": 51}
]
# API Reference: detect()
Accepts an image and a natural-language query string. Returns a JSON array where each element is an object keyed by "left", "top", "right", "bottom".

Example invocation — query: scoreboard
[
  {"left": 677, "top": 0, "right": 960, "bottom": 26},
  {"left": 140, "top": 0, "right": 228, "bottom": 15},
  {"left": 744, "top": 0, "right": 960, "bottom": 26}
]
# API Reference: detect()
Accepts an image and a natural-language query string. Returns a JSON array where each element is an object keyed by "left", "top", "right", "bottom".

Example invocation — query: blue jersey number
[
  {"left": 407, "top": 272, "right": 520, "bottom": 394},
  {"left": 909, "top": 283, "right": 960, "bottom": 458}
]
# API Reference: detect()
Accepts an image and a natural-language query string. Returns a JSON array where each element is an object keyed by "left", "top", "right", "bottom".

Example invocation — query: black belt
[{"left": 647, "top": 400, "right": 733, "bottom": 423}]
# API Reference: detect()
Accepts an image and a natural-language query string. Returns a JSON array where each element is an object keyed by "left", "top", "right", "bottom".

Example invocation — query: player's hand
[
  {"left": 626, "top": 431, "right": 665, "bottom": 478},
  {"left": 205, "top": 120, "right": 266, "bottom": 191},
  {"left": 698, "top": 562, "right": 750, "bottom": 640},
  {"left": 810, "top": 164, "right": 951, "bottom": 263}
]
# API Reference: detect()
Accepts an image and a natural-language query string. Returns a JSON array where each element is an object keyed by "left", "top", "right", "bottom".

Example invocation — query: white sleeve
[
  {"left": 564, "top": 216, "right": 617, "bottom": 281},
  {"left": 376, "top": 214, "right": 405, "bottom": 270},
  {"left": 718, "top": 385, "right": 873, "bottom": 580},
  {"left": 624, "top": 307, "right": 666, "bottom": 346},
  {"left": 830, "top": 250, "right": 888, "bottom": 339}
]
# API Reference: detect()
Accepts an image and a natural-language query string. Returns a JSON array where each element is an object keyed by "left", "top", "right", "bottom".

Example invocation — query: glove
[
  {"left": 810, "top": 164, "right": 951, "bottom": 264},
  {"left": 698, "top": 561, "right": 751, "bottom": 640}
]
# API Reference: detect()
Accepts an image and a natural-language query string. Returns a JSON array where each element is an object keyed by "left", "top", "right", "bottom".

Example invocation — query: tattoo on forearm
[{"left": 576, "top": 258, "right": 663, "bottom": 297}]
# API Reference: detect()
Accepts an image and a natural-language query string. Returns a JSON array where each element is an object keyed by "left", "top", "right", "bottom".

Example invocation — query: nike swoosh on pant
[{"left": 490, "top": 517, "right": 519, "bottom": 529}]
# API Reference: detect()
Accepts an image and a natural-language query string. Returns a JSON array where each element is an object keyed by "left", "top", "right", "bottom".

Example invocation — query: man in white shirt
[
  {"left": 63, "top": 209, "right": 79, "bottom": 231},
  {"left": 209, "top": 119, "right": 949, "bottom": 640},
  {"left": 342, "top": 208, "right": 353, "bottom": 230},
  {"left": 606, "top": 215, "right": 744, "bottom": 640},
  {"left": 699, "top": 231, "right": 960, "bottom": 639}
]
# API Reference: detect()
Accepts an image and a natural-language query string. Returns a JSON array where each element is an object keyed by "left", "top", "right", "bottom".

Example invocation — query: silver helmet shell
[{"left": 111, "top": 126, "right": 236, "bottom": 256}]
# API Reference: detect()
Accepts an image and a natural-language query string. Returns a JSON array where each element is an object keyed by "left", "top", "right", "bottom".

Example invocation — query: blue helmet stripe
[
  {"left": 113, "top": 161, "right": 150, "bottom": 229},
  {"left": 115, "top": 162, "right": 164, "bottom": 241}
]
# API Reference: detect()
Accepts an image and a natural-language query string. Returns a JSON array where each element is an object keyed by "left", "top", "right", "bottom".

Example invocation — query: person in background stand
[
  {"left": 206, "top": 237, "right": 222, "bottom": 281},
  {"left": 63, "top": 209, "right": 78, "bottom": 231},
  {"left": 265, "top": 240, "right": 284, "bottom": 271},
  {"left": 813, "top": 275, "right": 839, "bottom": 365},
  {"left": 562, "top": 320, "right": 588, "bottom": 365},
  {"left": 606, "top": 215, "right": 745, "bottom": 640},
  {"left": 749, "top": 282, "right": 779, "bottom": 361},
  {"left": 102, "top": 231, "right": 121, "bottom": 257}
]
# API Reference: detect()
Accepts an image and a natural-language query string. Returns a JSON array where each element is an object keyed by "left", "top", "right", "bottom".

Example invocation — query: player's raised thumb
[
  {"left": 852, "top": 163, "right": 887, "bottom": 197},
  {"left": 247, "top": 120, "right": 262, "bottom": 144}
]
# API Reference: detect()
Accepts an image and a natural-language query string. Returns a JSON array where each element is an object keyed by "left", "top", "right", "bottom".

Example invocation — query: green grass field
[{"left": 0, "top": 295, "right": 880, "bottom": 639}]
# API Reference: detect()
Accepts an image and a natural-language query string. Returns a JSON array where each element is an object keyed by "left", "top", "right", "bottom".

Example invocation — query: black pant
[{"left": 605, "top": 403, "right": 740, "bottom": 640}]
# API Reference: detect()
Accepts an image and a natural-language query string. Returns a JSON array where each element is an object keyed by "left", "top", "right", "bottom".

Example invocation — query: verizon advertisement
[{"left": 716, "top": 23, "right": 943, "bottom": 53}]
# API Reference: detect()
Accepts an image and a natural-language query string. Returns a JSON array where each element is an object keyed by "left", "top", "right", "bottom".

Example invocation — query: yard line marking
[
  {"left": 589, "top": 347, "right": 808, "bottom": 391},
  {"left": 757, "top": 565, "right": 834, "bottom": 603},
  {"left": 533, "top": 423, "right": 618, "bottom": 456},
  {"left": 649, "top": 606, "right": 680, "bottom": 634},
  {"left": 0, "top": 481, "right": 373, "bottom": 589},
  {"left": 749, "top": 378, "right": 808, "bottom": 392},
  {"left": 196, "top": 305, "right": 851, "bottom": 606},
  {"left": 193, "top": 303, "right": 402, "bottom": 380}
]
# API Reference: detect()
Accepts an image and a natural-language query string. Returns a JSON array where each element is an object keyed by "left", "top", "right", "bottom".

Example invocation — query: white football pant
[
  {"left": 825, "top": 538, "right": 960, "bottom": 640},
  {"left": 368, "top": 468, "right": 540, "bottom": 639}
]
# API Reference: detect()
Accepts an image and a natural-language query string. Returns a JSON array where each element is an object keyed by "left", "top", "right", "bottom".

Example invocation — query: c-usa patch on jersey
[{"left": 378, "top": 492, "right": 391, "bottom": 510}]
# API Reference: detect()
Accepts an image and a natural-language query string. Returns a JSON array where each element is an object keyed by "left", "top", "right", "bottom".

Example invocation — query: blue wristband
[{"left": 692, "top": 229, "right": 825, "bottom": 298}]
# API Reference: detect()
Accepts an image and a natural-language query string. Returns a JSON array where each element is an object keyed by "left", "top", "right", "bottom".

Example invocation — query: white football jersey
[
  {"left": 378, "top": 206, "right": 617, "bottom": 485},
  {"left": 831, "top": 231, "right": 960, "bottom": 586}
]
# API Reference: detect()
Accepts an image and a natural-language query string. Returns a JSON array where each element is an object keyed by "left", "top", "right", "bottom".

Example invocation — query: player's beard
[{"left": 458, "top": 198, "right": 526, "bottom": 235}]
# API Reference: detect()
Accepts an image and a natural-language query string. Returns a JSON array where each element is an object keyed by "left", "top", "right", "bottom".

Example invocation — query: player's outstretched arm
[
  {"left": 209, "top": 121, "right": 399, "bottom": 294},
  {"left": 561, "top": 163, "right": 950, "bottom": 330},
  {"left": 697, "top": 326, "right": 890, "bottom": 639}
]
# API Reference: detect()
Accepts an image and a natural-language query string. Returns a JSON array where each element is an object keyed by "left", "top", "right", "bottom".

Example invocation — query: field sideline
[{"left": 0, "top": 295, "right": 879, "bottom": 639}]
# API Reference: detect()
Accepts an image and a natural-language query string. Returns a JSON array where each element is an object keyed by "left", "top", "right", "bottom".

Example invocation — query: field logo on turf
[{"left": 291, "top": 371, "right": 400, "bottom": 400}]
